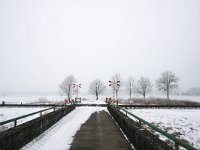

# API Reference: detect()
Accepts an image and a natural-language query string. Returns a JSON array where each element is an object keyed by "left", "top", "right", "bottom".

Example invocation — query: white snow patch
[
  {"left": 81, "top": 99, "right": 106, "bottom": 104},
  {"left": 126, "top": 108, "right": 200, "bottom": 149},
  {"left": 21, "top": 106, "right": 107, "bottom": 150},
  {"left": 0, "top": 107, "right": 51, "bottom": 131}
]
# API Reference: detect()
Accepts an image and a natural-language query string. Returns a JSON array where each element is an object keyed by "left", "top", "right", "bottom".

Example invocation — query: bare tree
[
  {"left": 88, "top": 79, "right": 106, "bottom": 100},
  {"left": 156, "top": 71, "right": 179, "bottom": 99},
  {"left": 136, "top": 77, "right": 152, "bottom": 98},
  {"left": 125, "top": 76, "right": 135, "bottom": 98},
  {"left": 59, "top": 75, "right": 76, "bottom": 100},
  {"left": 111, "top": 73, "right": 122, "bottom": 99}
]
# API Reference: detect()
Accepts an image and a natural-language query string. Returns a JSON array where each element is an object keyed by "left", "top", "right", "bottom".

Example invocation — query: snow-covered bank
[
  {"left": 0, "top": 107, "right": 51, "bottom": 132},
  {"left": 127, "top": 109, "right": 200, "bottom": 149},
  {"left": 21, "top": 106, "right": 107, "bottom": 150}
]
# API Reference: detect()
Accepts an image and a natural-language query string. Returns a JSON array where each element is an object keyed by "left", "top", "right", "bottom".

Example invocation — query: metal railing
[
  {"left": 111, "top": 105, "right": 197, "bottom": 150},
  {"left": 0, "top": 107, "right": 56, "bottom": 128}
]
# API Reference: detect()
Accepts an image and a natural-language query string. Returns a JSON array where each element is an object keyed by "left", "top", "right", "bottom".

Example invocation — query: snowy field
[
  {"left": 0, "top": 107, "right": 53, "bottom": 132},
  {"left": 0, "top": 94, "right": 200, "bottom": 104},
  {"left": 126, "top": 108, "right": 200, "bottom": 149},
  {"left": 81, "top": 98, "right": 106, "bottom": 104},
  {"left": 21, "top": 107, "right": 107, "bottom": 150}
]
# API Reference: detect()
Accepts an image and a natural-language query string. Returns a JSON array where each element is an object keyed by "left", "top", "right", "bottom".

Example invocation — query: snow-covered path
[{"left": 21, "top": 106, "right": 107, "bottom": 150}]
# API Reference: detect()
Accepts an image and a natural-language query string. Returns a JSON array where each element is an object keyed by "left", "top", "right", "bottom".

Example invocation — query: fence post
[
  {"left": 175, "top": 142, "right": 179, "bottom": 150},
  {"left": 14, "top": 120, "right": 17, "bottom": 127}
]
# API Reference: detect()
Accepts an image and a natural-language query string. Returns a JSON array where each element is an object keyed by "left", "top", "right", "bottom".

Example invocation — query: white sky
[{"left": 0, "top": 0, "right": 200, "bottom": 93}]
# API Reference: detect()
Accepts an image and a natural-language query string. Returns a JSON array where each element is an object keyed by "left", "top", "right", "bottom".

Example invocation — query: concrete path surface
[{"left": 69, "top": 110, "right": 132, "bottom": 150}]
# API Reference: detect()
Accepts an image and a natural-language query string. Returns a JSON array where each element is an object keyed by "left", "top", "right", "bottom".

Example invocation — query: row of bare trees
[
  {"left": 125, "top": 71, "right": 179, "bottom": 99},
  {"left": 59, "top": 71, "right": 179, "bottom": 100}
]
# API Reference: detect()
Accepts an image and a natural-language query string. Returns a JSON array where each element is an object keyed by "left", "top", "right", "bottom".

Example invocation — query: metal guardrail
[
  {"left": 0, "top": 107, "right": 56, "bottom": 128},
  {"left": 111, "top": 105, "right": 197, "bottom": 150}
]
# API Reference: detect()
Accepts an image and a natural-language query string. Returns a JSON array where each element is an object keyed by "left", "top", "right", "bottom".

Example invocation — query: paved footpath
[{"left": 70, "top": 110, "right": 132, "bottom": 150}]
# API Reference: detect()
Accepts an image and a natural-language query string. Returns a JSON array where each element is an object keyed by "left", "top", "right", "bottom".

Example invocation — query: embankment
[
  {"left": 108, "top": 105, "right": 173, "bottom": 150},
  {"left": 0, "top": 105, "right": 75, "bottom": 150}
]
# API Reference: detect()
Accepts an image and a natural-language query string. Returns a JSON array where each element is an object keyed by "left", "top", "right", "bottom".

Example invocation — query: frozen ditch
[
  {"left": 126, "top": 108, "right": 200, "bottom": 149},
  {"left": 21, "top": 106, "right": 107, "bottom": 150}
]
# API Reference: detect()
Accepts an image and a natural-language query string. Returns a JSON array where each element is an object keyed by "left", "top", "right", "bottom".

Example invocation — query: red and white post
[
  {"left": 73, "top": 83, "right": 81, "bottom": 103},
  {"left": 109, "top": 80, "right": 120, "bottom": 104}
]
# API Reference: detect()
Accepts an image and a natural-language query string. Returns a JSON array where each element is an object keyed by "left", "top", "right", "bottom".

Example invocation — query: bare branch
[
  {"left": 88, "top": 79, "right": 106, "bottom": 100},
  {"left": 135, "top": 77, "right": 152, "bottom": 98},
  {"left": 156, "top": 71, "right": 179, "bottom": 99},
  {"left": 59, "top": 75, "right": 76, "bottom": 100}
]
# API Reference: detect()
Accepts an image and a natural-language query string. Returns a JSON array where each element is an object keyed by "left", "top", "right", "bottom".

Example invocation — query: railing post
[
  {"left": 175, "top": 142, "right": 179, "bottom": 150},
  {"left": 14, "top": 120, "right": 17, "bottom": 127}
]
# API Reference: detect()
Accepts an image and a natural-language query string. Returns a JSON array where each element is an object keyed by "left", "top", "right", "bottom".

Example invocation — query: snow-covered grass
[
  {"left": 126, "top": 108, "right": 200, "bottom": 149},
  {"left": 1, "top": 94, "right": 200, "bottom": 104},
  {"left": 81, "top": 98, "right": 106, "bottom": 104},
  {"left": 21, "top": 106, "right": 107, "bottom": 150},
  {"left": 0, "top": 107, "right": 53, "bottom": 132}
]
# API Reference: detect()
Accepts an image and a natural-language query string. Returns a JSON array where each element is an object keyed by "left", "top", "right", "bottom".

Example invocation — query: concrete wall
[
  {"left": 0, "top": 105, "right": 75, "bottom": 150},
  {"left": 108, "top": 106, "right": 173, "bottom": 150}
]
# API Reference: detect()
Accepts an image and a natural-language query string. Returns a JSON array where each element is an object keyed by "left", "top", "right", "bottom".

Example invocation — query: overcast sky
[{"left": 0, "top": 0, "right": 200, "bottom": 93}]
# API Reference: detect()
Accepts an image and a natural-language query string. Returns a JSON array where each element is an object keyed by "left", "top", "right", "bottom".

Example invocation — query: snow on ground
[
  {"left": 81, "top": 98, "right": 106, "bottom": 104},
  {"left": 1, "top": 94, "right": 200, "bottom": 104},
  {"left": 21, "top": 106, "right": 107, "bottom": 150},
  {"left": 0, "top": 95, "right": 64, "bottom": 104},
  {"left": 126, "top": 108, "right": 200, "bottom": 149},
  {"left": 0, "top": 107, "right": 53, "bottom": 132}
]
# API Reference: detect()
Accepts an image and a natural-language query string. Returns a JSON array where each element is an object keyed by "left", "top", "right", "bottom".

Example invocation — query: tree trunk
[
  {"left": 130, "top": 90, "right": 132, "bottom": 98},
  {"left": 167, "top": 92, "right": 169, "bottom": 99},
  {"left": 167, "top": 84, "right": 169, "bottom": 99},
  {"left": 96, "top": 91, "right": 98, "bottom": 100}
]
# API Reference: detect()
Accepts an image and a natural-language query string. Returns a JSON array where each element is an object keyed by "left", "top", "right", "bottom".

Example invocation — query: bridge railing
[
  {"left": 0, "top": 107, "right": 57, "bottom": 128},
  {"left": 111, "top": 105, "right": 197, "bottom": 150}
]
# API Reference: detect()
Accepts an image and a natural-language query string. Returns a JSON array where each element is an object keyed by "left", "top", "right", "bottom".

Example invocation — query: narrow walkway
[
  {"left": 70, "top": 111, "right": 132, "bottom": 150},
  {"left": 21, "top": 107, "right": 106, "bottom": 150}
]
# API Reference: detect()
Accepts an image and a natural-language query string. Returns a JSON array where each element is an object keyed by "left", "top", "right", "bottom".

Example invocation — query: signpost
[
  {"left": 73, "top": 83, "right": 81, "bottom": 103},
  {"left": 109, "top": 80, "right": 120, "bottom": 105}
]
